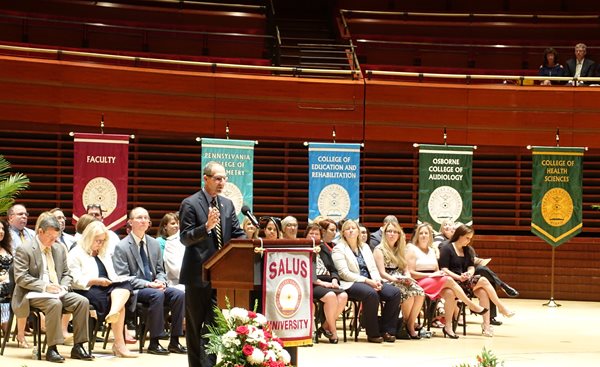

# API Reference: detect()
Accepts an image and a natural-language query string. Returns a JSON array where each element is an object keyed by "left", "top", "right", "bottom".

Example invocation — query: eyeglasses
[
  {"left": 285, "top": 224, "right": 298, "bottom": 228},
  {"left": 207, "top": 175, "right": 228, "bottom": 182},
  {"left": 86, "top": 204, "right": 105, "bottom": 212},
  {"left": 133, "top": 215, "right": 150, "bottom": 222},
  {"left": 385, "top": 230, "right": 401, "bottom": 235}
]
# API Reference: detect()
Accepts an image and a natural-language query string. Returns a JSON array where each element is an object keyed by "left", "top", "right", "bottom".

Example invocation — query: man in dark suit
[
  {"left": 113, "top": 207, "right": 186, "bottom": 355},
  {"left": 12, "top": 215, "right": 92, "bottom": 363},
  {"left": 368, "top": 215, "right": 398, "bottom": 248},
  {"left": 179, "top": 161, "right": 245, "bottom": 367},
  {"left": 564, "top": 43, "right": 596, "bottom": 85}
]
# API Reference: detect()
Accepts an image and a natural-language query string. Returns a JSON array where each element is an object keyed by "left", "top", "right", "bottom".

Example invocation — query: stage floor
[{"left": 2, "top": 298, "right": 599, "bottom": 366}]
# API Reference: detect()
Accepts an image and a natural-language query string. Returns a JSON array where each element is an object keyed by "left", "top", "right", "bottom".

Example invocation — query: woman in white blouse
[
  {"left": 160, "top": 213, "right": 185, "bottom": 291},
  {"left": 68, "top": 221, "right": 136, "bottom": 357},
  {"left": 332, "top": 219, "right": 401, "bottom": 343}
]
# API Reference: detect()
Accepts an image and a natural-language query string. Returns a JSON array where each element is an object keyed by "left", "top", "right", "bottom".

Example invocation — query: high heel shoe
[
  {"left": 105, "top": 312, "right": 120, "bottom": 324},
  {"left": 469, "top": 307, "right": 489, "bottom": 316},
  {"left": 112, "top": 344, "right": 138, "bottom": 358},
  {"left": 17, "top": 336, "right": 31, "bottom": 349},
  {"left": 481, "top": 324, "right": 494, "bottom": 337},
  {"left": 442, "top": 327, "right": 459, "bottom": 339},
  {"left": 501, "top": 309, "right": 515, "bottom": 318},
  {"left": 316, "top": 327, "right": 333, "bottom": 339},
  {"left": 327, "top": 336, "right": 339, "bottom": 344}
]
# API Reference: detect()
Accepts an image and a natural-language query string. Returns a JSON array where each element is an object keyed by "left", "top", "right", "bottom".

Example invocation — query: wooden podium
[
  {"left": 203, "top": 238, "right": 316, "bottom": 366},
  {"left": 203, "top": 238, "right": 316, "bottom": 309}
]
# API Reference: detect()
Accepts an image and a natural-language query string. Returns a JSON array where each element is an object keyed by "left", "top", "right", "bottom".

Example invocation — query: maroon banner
[{"left": 73, "top": 133, "right": 129, "bottom": 230}]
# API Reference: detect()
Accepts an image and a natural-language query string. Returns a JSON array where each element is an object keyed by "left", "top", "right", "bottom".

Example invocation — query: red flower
[
  {"left": 263, "top": 330, "right": 272, "bottom": 340},
  {"left": 259, "top": 341, "right": 269, "bottom": 351},
  {"left": 236, "top": 325, "right": 249, "bottom": 335},
  {"left": 242, "top": 344, "right": 254, "bottom": 356},
  {"left": 248, "top": 310, "right": 257, "bottom": 319}
]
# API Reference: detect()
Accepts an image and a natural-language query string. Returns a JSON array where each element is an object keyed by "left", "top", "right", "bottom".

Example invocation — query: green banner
[
  {"left": 201, "top": 138, "right": 255, "bottom": 222},
  {"left": 531, "top": 146, "right": 584, "bottom": 247},
  {"left": 418, "top": 144, "right": 473, "bottom": 226}
]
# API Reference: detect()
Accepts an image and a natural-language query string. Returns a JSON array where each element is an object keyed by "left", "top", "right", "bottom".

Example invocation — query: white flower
[
  {"left": 247, "top": 348, "right": 265, "bottom": 365},
  {"left": 253, "top": 313, "right": 267, "bottom": 326},
  {"left": 246, "top": 325, "right": 265, "bottom": 343},
  {"left": 229, "top": 307, "right": 250, "bottom": 323},
  {"left": 264, "top": 350, "right": 277, "bottom": 362},
  {"left": 279, "top": 348, "right": 291, "bottom": 364},
  {"left": 221, "top": 330, "right": 239, "bottom": 347}
]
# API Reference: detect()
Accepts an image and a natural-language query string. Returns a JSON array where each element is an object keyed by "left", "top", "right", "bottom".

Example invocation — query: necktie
[
  {"left": 211, "top": 197, "right": 223, "bottom": 249},
  {"left": 139, "top": 240, "right": 152, "bottom": 281},
  {"left": 19, "top": 230, "right": 25, "bottom": 243},
  {"left": 43, "top": 247, "right": 59, "bottom": 285}
]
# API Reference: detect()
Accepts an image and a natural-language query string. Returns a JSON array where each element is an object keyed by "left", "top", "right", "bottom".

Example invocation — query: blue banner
[
  {"left": 201, "top": 138, "right": 255, "bottom": 222},
  {"left": 308, "top": 142, "right": 360, "bottom": 222}
]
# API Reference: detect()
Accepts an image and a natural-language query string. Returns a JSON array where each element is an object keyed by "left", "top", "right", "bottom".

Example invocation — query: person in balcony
[
  {"left": 439, "top": 224, "right": 515, "bottom": 337},
  {"left": 539, "top": 47, "right": 564, "bottom": 85},
  {"left": 373, "top": 221, "right": 425, "bottom": 339},
  {"left": 332, "top": 219, "right": 401, "bottom": 344},
  {"left": 564, "top": 43, "right": 595, "bottom": 85}
]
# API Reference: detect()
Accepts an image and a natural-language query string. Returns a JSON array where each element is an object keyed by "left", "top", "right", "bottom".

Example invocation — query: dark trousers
[
  {"left": 475, "top": 265, "right": 502, "bottom": 319},
  {"left": 346, "top": 282, "right": 401, "bottom": 337},
  {"left": 185, "top": 285, "right": 216, "bottom": 367},
  {"left": 137, "top": 287, "right": 185, "bottom": 338}
]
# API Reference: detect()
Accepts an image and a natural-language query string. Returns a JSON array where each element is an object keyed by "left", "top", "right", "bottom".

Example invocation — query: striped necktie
[{"left": 211, "top": 197, "right": 223, "bottom": 249}]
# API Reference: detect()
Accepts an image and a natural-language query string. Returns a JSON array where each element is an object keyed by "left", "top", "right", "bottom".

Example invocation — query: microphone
[{"left": 241, "top": 205, "right": 259, "bottom": 227}]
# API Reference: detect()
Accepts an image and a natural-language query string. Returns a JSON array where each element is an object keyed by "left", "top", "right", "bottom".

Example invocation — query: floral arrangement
[
  {"left": 455, "top": 347, "right": 504, "bottom": 367},
  {"left": 205, "top": 300, "right": 293, "bottom": 367}
]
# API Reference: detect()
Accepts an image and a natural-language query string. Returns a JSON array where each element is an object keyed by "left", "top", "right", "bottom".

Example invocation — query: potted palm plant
[{"left": 0, "top": 155, "right": 29, "bottom": 216}]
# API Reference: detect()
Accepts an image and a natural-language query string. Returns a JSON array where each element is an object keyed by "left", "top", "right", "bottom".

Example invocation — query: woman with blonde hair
[
  {"left": 407, "top": 222, "right": 488, "bottom": 339},
  {"left": 373, "top": 221, "right": 425, "bottom": 339},
  {"left": 68, "top": 221, "right": 136, "bottom": 357},
  {"left": 241, "top": 217, "right": 259, "bottom": 239},
  {"left": 332, "top": 220, "right": 401, "bottom": 343}
]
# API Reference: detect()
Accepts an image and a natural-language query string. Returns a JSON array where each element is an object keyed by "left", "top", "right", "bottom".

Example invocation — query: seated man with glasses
[{"left": 113, "top": 207, "right": 186, "bottom": 355}]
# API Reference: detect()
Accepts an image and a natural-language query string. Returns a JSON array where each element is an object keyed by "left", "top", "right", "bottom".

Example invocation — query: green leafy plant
[
  {"left": 455, "top": 347, "right": 504, "bottom": 367},
  {"left": 0, "top": 155, "right": 29, "bottom": 216}
]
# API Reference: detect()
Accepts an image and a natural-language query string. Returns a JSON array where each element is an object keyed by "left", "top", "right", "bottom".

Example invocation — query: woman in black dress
[{"left": 439, "top": 224, "right": 515, "bottom": 337}]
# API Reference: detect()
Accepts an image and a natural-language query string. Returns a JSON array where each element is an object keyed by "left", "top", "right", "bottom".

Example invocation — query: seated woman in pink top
[{"left": 406, "top": 222, "right": 487, "bottom": 339}]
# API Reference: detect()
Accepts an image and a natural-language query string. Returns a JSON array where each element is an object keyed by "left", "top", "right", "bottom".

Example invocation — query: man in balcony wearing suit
[
  {"left": 564, "top": 43, "right": 596, "bottom": 85},
  {"left": 179, "top": 161, "right": 245, "bottom": 367},
  {"left": 113, "top": 207, "right": 186, "bottom": 355}
]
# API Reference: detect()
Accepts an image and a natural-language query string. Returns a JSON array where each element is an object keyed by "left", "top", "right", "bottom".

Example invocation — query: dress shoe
[
  {"left": 125, "top": 335, "right": 137, "bottom": 344},
  {"left": 147, "top": 343, "right": 170, "bottom": 355},
  {"left": 367, "top": 336, "right": 383, "bottom": 343},
  {"left": 382, "top": 332, "right": 396, "bottom": 343},
  {"left": 46, "top": 347, "right": 65, "bottom": 363},
  {"left": 71, "top": 343, "right": 94, "bottom": 360},
  {"left": 501, "top": 284, "right": 519, "bottom": 298},
  {"left": 112, "top": 344, "right": 138, "bottom": 358},
  {"left": 490, "top": 318, "right": 503, "bottom": 326},
  {"left": 167, "top": 342, "right": 188, "bottom": 354}
]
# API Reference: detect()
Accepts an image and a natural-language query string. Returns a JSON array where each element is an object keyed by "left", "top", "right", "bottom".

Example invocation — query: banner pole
[{"left": 543, "top": 246, "right": 561, "bottom": 307}]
